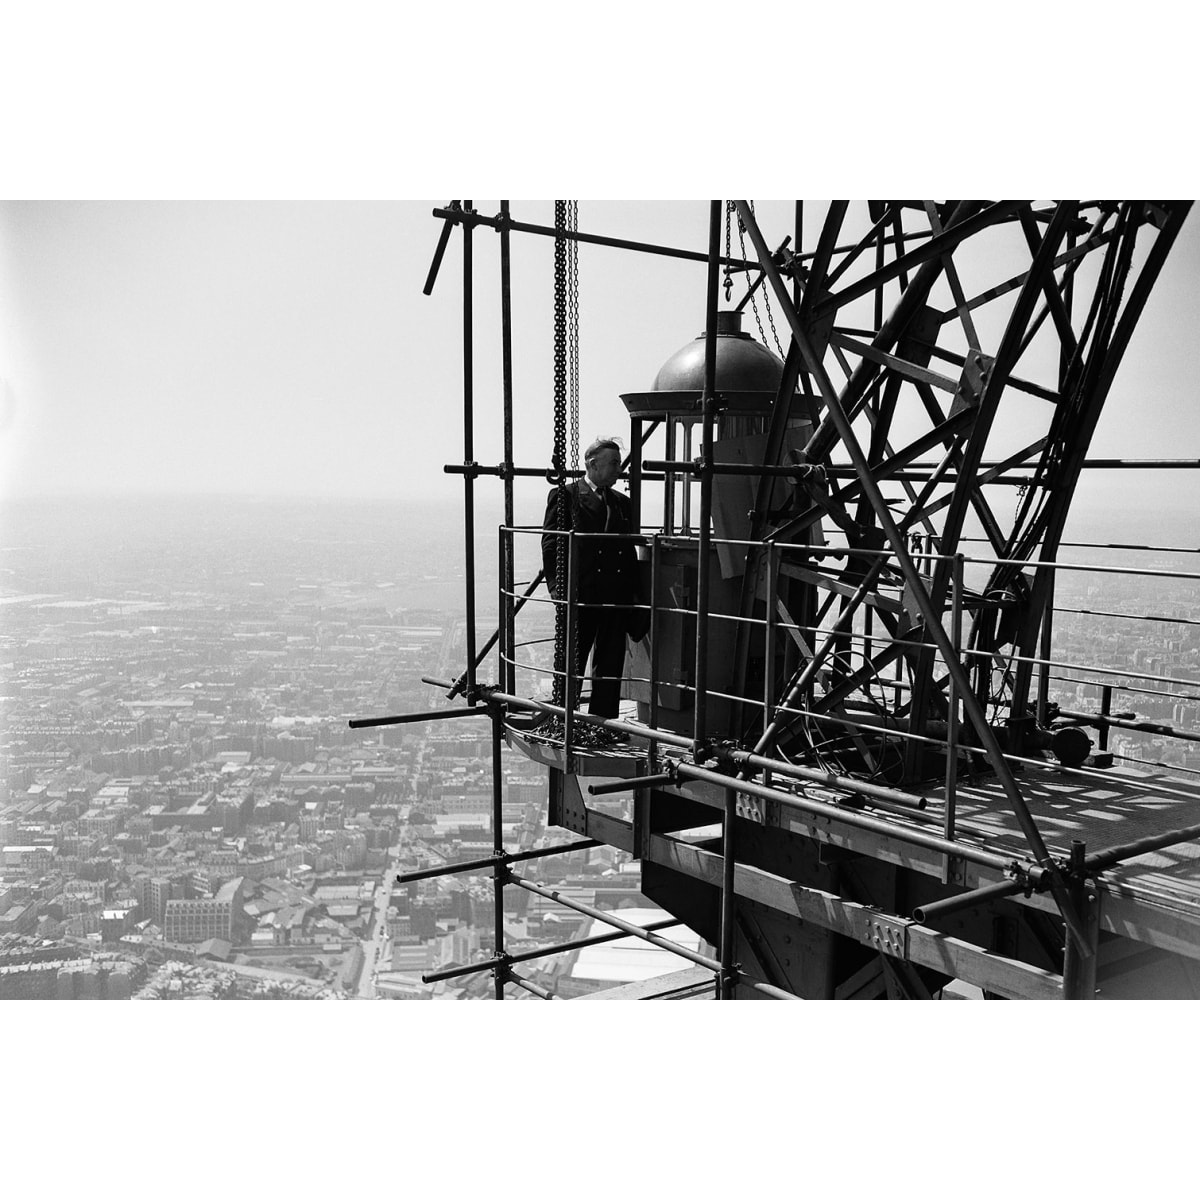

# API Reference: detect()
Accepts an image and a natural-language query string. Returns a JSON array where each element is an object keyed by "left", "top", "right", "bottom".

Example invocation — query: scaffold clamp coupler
[
  {"left": 1016, "top": 861, "right": 1050, "bottom": 897},
  {"left": 712, "top": 740, "right": 740, "bottom": 769}
]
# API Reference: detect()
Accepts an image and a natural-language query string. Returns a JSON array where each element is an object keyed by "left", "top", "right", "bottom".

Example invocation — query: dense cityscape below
[{"left": 3, "top": 494, "right": 1199, "bottom": 1000}]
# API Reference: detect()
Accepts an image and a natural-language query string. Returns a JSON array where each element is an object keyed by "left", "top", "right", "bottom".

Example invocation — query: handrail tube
[
  {"left": 1086, "top": 821, "right": 1200, "bottom": 873},
  {"left": 488, "top": 685, "right": 934, "bottom": 816},
  {"left": 676, "top": 760, "right": 1036, "bottom": 879},
  {"left": 498, "top": 639, "right": 1200, "bottom": 813},
  {"left": 1055, "top": 708, "right": 1200, "bottom": 745},
  {"left": 514, "top": 524, "right": 1200, "bottom": 582},
  {"left": 729, "top": 745, "right": 929, "bottom": 811},
  {"left": 396, "top": 839, "right": 601, "bottom": 884},
  {"left": 912, "top": 879, "right": 1024, "bottom": 923},
  {"left": 484, "top": 687, "right": 695, "bottom": 750}
]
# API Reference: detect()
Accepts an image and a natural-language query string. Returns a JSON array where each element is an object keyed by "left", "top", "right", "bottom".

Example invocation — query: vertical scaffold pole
[
  {"left": 763, "top": 543, "right": 778, "bottom": 788},
  {"left": 719, "top": 786, "right": 737, "bottom": 999},
  {"left": 694, "top": 200, "right": 722, "bottom": 754},
  {"left": 564, "top": 531, "right": 579, "bottom": 763},
  {"left": 943, "top": 552, "right": 963, "bottom": 884},
  {"left": 462, "top": 201, "right": 478, "bottom": 700},
  {"left": 630, "top": 417, "right": 643, "bottom": 533},
  {"left": 500, "top": 200, "right": 516, "bottom": 695},
  {"left": 1061, "top": 839, "right": 1099, "bottom": 999},
  {"left": 648, "top": 533, "right": 662, "bottom": 775},
  {"left": 1037, "top": 569, "right": 1055, "bottom": 729},
  {"left": 491, "top": 704, "right": 506, "bottom": 1000}
]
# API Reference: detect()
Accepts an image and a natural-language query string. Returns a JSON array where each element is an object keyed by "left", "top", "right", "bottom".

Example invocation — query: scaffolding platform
[
  {"left": 920, "top": 765, "right": 1200, "bottom": 951},
  {"left": 504, "top": 713, "right": 1200, "bottom": 996}
]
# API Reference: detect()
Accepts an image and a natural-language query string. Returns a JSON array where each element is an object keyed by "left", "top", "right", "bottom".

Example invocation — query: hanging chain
[
  {"left": 736, "top": 201, "right": 785, "bottom": 357},
  {"left": 723, "top": 201, "right": 734, "bottom": 302},
  {"left": 552, "top": 201, "right": 569, "bottom": 708},
  {"left": 568, "top": 201, "right": 580, "bottom": 473}
]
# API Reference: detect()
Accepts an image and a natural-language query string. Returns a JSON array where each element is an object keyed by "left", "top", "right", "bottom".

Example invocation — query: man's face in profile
[{"left": 587, "top": 448, "right": 621, "bottom": 490}]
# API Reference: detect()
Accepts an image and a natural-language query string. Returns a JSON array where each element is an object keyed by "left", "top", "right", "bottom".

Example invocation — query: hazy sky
[{"left": 3, "top": 200, "right": 1198, "bottom": 525}]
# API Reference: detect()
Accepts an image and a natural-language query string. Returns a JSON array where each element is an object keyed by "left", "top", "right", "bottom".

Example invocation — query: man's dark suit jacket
[{"left": 541, "top": 480, "right": 639, "bottom": 609}]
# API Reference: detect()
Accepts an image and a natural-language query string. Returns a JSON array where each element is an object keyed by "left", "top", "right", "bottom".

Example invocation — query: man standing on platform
[{"left": 542, "top": 437, "right": 642, "bottom": 721}]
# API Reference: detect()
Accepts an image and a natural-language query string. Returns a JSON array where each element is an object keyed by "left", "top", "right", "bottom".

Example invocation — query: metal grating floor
[{"left": 918, "top": 764, "right": 1200, "bottom": 917}]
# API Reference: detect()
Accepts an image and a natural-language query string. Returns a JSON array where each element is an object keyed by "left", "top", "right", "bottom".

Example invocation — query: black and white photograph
[{"left": 3, "top": 3, "right": 1196, "bottom": 1193}]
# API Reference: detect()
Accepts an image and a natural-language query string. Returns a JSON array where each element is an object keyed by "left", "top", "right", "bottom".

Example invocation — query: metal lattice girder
[
  {"left": 724, "top": 203, "right": 1190, "bottom": 776},
  {"left": 728, "top": 200, "right": 1191, "bottom": 953}
]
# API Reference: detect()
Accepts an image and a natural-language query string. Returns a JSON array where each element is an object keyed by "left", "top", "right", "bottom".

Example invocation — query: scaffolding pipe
[
  {"left": 348, "top": 707, "right": 489, "bottom": 729},
  {"left": 726, "top": 748, "right": 928, "bottom": 812},
  {"left": 428, "top": 683, "right": 1200, "bottom": 877},
  {"left": 1086, "top": 821, "right": 1200, "bottom": 873},
  {"left": 501, "top": 199, "right": 516, "bottom": 694},
  {"left": 461, "top": 199, "right": 478, "bottom": 701},
  {"left": 720, "top": 787, "right": 737, "bottom": 1000},
  {"left": 491, "top": 707, "right": 505, "bottom": 1000},
  {"left": 912, "top": 878, "right": 1024, "bottom": 923},
  {"left": 422, "top": 919, "right": 681, "bottom": 983},
  {"left": 1056, "top": 708, "right": 1200, "bottom": 746},
  {"left": 478, "top": 686, "right": 973, "bottom": 833},
  {"left": 422, "top": 200, "right": 459, "bottom": 295},
  {"left": 507, "top": 971, "right": 556, "bottom": 1000},
  {"left": 396, "top": 839, "right": 601, "bottom": 885},
  {"left": 432, "top": 203, "right": 956, "bottom": 270},
  {"left": 452, "top": 570, "right": 547, "bottom": 700},
  {"left": 509, "top": 874, "right": 724, "bottom": 973},
  {"left": 1037, "top": 568, "right": 1054, "bottom": 727},
  {"left": 745, "top": 978, "right": 803, "bottom": 1001},
  {"left": 433, "top": 204, "right": 761, "bottom": 270},
  {"left": 764, "top": 542, "right": 779, "bottom": 757},
  {"left": 564, "top": 531, "right": 579, "bottom": 757},
  {"left": 648, "top": 533, "right": 662, "bottom": 775},
  {"left": 943, "top": 552, "right": 963, "bottom": 882},
  {"left": 693, "top": 200, "right": 722, "bottom": 755},
  {"left": 677, "top": 760, "right": 1039, "bottom": 880},
  {"left": 588, "top": 773, "right": 675, "bottom": 796}
]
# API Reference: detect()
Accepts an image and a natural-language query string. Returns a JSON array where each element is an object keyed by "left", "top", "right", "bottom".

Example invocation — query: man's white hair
[{"left": 584, "top": 437, "right": 623, "bottom": 464}]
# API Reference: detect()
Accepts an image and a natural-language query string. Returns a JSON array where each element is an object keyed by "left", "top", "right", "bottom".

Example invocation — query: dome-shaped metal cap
[
  {"left": 621, "top": 310, "right": 792, "bottom": 418},
  {"left": 651, "top": 310, "right": 785, "bottom": 394}
]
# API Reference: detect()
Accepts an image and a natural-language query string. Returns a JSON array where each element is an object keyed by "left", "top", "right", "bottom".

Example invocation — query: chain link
[
  {"left": 552, "top": 202, "right": 569, "bottom": 707},
  {"left": 568, "top": 201, "right": 580, "bottom": 474},
  {"left": 735, "top": 201, "right": 786, "bottom": 358},
  {"left": 723, "top": 201, "right": 734, "bottom": 302}
]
